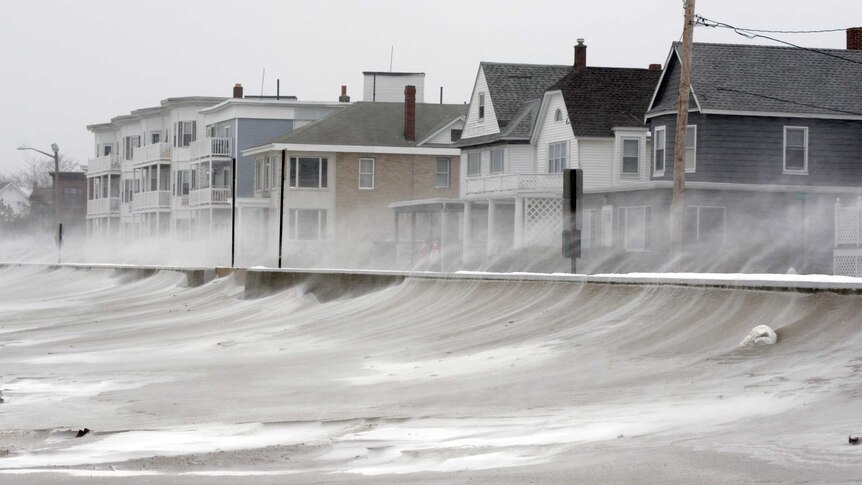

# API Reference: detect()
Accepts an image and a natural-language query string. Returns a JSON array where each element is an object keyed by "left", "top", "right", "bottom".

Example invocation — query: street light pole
[{"left": 17, "top": 144, "right": 62, "bottom": 262}]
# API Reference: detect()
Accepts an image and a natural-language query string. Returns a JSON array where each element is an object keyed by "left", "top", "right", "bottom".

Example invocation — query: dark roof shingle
[
  {"left": 481, "top": 62, "right": 572, "bottom": 130},
  {"left": 552, "top": 67, "right": 661, "bottom": 137},
  {"left": 268, "top": 102, "right": 466, "bottom": 147},
  {"left": 651, "top": 42, "right": 862, "bottom": 116}
]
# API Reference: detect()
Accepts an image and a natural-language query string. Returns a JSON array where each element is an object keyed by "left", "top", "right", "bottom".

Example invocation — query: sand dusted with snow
[{"left": 1, "top": 265, "right": 862, "bottom": 483}]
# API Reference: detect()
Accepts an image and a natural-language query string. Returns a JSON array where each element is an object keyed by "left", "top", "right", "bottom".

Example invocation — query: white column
[
  {"left": 462, "top": 201, "right": 472, "bottom": 262},
  {"left": 487, "top": 199, "right": 496, "bottom": 256},
  {"left": 514, "top": 197, "right": 524, "bottom": 249}
]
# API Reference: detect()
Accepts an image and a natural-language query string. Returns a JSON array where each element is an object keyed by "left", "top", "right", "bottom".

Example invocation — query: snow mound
[{"left": 741, "top": 325, "right": 778, "bottom": 346}]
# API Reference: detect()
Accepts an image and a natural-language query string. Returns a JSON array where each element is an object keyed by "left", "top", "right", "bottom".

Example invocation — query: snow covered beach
[{"left": 1, "top": 264, "right": 862, "bottom": 483}]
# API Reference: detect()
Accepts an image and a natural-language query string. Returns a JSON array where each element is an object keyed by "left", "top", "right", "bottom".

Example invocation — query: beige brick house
[{"left": 243, "top": 86, "right": 465, "bottom": 268}]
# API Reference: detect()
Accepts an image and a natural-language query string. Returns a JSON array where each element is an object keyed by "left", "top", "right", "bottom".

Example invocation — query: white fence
[{"left": 834, "top": 197, "right": 862, "bottom": 277}]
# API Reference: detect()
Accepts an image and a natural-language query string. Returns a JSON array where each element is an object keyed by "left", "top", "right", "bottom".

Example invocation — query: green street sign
[{"left": 795, "top": 192, "right": 811, "bottom": 200}]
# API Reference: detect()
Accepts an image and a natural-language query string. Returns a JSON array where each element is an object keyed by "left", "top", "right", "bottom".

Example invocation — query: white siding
[
  {"left": 462, "top": 66, "right": 500, "bottom": 139},
  {"left": 533, "top": 92, "right": 575, "bottom": 172},
  {"left": 0, "top": 185, "right": 29, "bottom": 214},
  {"left": 507, "top": 144, "right": 534, "bottom": 174},
  {"left": 362, "top": 73, "right": 425, "bottom": 103},
  {"left": 579, "top": 139, "right": 614, "bottom": 189}
]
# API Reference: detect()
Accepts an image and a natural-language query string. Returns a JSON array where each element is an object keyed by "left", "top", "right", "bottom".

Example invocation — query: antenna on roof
[
  {"left": 390, "top": 46, "right": 394, "bottom": 72},
  {"left": 260, "top": 67, "right": 266, "bottom": 96}
]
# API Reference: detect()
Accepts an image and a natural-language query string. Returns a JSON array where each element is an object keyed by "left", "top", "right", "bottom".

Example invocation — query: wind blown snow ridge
[{"left": 1, "top": 265, "right": 861, "bottom": 482}]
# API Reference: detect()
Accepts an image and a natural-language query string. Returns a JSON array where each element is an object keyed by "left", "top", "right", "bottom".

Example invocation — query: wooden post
[{"left": 671, "top": 0, "right": 695, "bottom": 270}]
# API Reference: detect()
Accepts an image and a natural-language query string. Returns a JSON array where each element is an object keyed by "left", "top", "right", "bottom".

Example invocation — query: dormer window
[
  {"left": 554, "top": 109, "right": 563, "bottom": 122},
  {"left": 478, "top": 93, "right": 485, "bottom": 120}
]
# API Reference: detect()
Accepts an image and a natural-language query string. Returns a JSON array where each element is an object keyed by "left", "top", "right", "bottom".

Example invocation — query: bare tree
[{"left": 6, "top": 154, "right": 81, "bottom": 190}]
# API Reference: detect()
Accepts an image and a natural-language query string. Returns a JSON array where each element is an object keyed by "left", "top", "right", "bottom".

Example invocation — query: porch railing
[
  {"left": 133, "top": 143, "right": 172, "bottom": 165},
  {"left": 87, "top": 153, "right": 120, "bottom": 174},
  {"left": 190, "top": 137, "right": 232, "bottom": 160},
  {"left": 132, "top": 190, "right": 171, "bottom": 211},
  {"left": 464, "top": 173, "right": 563, "bottom": 196},
  {"left": 190, "top": 187, "right": 231, "bottom": 206},
  {"left": 86, "top": 197, "right": 120, "bottom": 216},
  {"left": 833, "top": 197, "right": 862, "bottom": 277}
]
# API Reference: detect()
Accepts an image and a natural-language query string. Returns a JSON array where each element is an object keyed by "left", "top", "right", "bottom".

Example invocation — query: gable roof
[
  {"left": 551, "top": 67, "right": 661, "bottom": 137},
  {"left": 649, "top": 42, "right": 862, "bottom": 118},
  {"left": 481, "top": 62, "right": 572, "bottom": 131},
  {"left": 266, "top": 101, "right": 466, "bottom": 148}
]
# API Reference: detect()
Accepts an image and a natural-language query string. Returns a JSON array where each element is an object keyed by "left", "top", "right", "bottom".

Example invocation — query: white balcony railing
[
  {"left": 86, "top": 197, "right": 120, "bottom": 216},
  {"left": 132, "top": 190, "right": 171, "bottom": 211},
  {"left": 190, "top": 137, "right": 232, "bottom": 160},
  {"left": 464, "top": 173, "right": 563, "bottom": 196},
  {"left": 87, "top": 153, "right": 120, "bottom": 174},
  {"left": 133, "top": 143, "right": 172, "bottom": 165},
  {"left": 190, "top": 187, "right": 231, "bottom": 206}
]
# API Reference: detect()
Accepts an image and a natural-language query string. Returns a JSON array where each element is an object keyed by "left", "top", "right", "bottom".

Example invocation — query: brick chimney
[
  {"left": 339, "top": 85, "right": 350, "bottom": 102},
  {"left": 404, "top": 85, "right": 416, "bottom": 141},
  {"left": 574, "top": 39, "right": 587, "bottom": 68},
  {"left": 848, "top": 27, "right": 862, "bottom": 50},
  {"left": 648, "top": 63, "right": 662, "bottom": 70},
  {"left": 232, "top": 83, "right": 243, "bottom": 99}
]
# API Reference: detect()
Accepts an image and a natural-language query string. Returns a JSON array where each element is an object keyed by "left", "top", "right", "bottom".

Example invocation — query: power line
[
  {"left": 716, "top": 87, "right": 862, "bottom": 117},
  {"left": 695, "top": 16, "right": 862, "bottom": 67},
  {"left": 696, "top": 18, "right": 847, "bottom": 34}
]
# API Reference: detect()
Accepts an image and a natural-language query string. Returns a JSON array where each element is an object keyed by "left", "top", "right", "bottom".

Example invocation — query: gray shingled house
[{"left": 631, "top": 33, "right": 862, "bottom": 274}]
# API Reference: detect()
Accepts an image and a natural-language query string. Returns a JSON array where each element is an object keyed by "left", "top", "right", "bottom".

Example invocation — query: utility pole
[
  {"left": 671, "top": 0, "right": 695, "bottom": 270},
  {"left": 17, "top": 143, "right": 62, "bottom": 262}
]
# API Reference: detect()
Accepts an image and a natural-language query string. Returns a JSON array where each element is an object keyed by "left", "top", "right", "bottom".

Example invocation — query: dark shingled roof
[
  {"left": 481, "top": 62, "right": 573, "bottom": 131},
  {"left": 268, "top": 102, "right": 466, "bottom": 147},
  {"left": 650, "top": 42, "right": 862, "bottom": 116},
  {"left": 551, "top": 67, "right": 662, "bottom": 137}
]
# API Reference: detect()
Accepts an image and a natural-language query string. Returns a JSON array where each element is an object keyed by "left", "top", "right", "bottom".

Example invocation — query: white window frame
[
  {"left": 653, "top": 126, "right": 666, "bottom": 175},
  {"left": 289, "top": 156, "right": 328, "bottom": 189},
  {"left": 548, "top": 141, "right": 567, "bottom": 173},
  {"left": 151, "top": 132, "right": 161, "bottom": 145},
  {"left": 621, "top": 138, "right": 640, "bottom": 176},
  {"left": 288, "top": 208, "right": 327, "bottom": 241},
  {"left": 436, "top": 158, "right": 450, "bottom": 188},
  {"left": 685, "top": 125, "right": 697, "bottom": 173},
  {"left": 619, "top": 205, "right": 651, "bottom": 252},
  {"left": 685, "top": 205, "right": 726, "bottom": 246},
  {"left": 783, "top": 126, "right": 809, "bottom": 174},
  {"left": 478, "top": 92, "right": 485, "bottom": 120},
  {"left": 490, "top": 147, "right": 505, "bottom": 173},
  {"left": 554, "top": 109, "right": 563, "bottom": 122},
  {"left": 467, "top": 151, "right": 481, "bottom": 176},
  {"left": 359, "top": 158, "right": 375, "bottom": 189},
  {"left": 224, "top": 125, "right": 232, "bottom": 139}
]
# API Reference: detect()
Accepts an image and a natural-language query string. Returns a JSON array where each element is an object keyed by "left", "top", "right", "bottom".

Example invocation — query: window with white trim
[
  {"left": 784, "top": 126, "right": 808, "bottom": 173},
  {"left": 123, "top": 136, "right": 140, "bottom": 160},
  {"left": 619, "top": 206, "right": 651, "bottom": 251},
  {"left": 684, "top": 206, "right": 726, "bottom": 245},
  {"left": 288, "top": 209, "right": 327, "bottom": 240},
  {"left": 467, "top": 151, "right": 481, "bottom": 176},
  {"left": 268, "top": 154, "right": 280, "bottom": 189},
  {"left": 622, "top": 139, "right": 639, "bottom": 175},
  {"left": 289, "top": 157, "right": 328, "bottom": 188},
  {"left": 490, "top": 147, "right": 504, "bottom": 173},
  {"left": 653, "top": 126, "right": 666, "bottom": 174},
  {"left": 548, "top": 141, "right": 566, "bottom": 173},
  {"left": 359, "top": 158, "right": 374, "bottom": 189},
  {"left": 103, "top": 144, "right": 113, "bottom": 156},
  {"left": 685, "top": 125, "right": 697, "bottom": 173},
  {"left": 151, "top": 132, "right": 161, "bottom": 145},
  {"left": 554, "top": 109, "right": 563, "bottom": 122},
  {"left": 478, "top": 92, "right": 485, "bottom": 119},
  {"left": 174, "top": 121, "right": 196, "bottom": 147},
  {"left": 224, "top": 126, "right": 231, "bottom": 139},
  {"left": 436, "top": 158, "right": 450, "bottom": 188},
  {"left": 255, "top": 159, "right": 263, "bottom": 191}
]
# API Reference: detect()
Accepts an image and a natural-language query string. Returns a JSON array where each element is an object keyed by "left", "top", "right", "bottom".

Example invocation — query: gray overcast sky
[{"left": 1, "top": 0, "right": 859, "bottom": 177}]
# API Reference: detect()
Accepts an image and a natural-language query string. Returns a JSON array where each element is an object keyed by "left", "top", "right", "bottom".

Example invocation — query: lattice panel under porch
[
  {"left": 524, "top": 198, "right": 562, "bottom": 247},
  {"left": 834, "top": 255, "right": 862, "bottom": 277}
]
